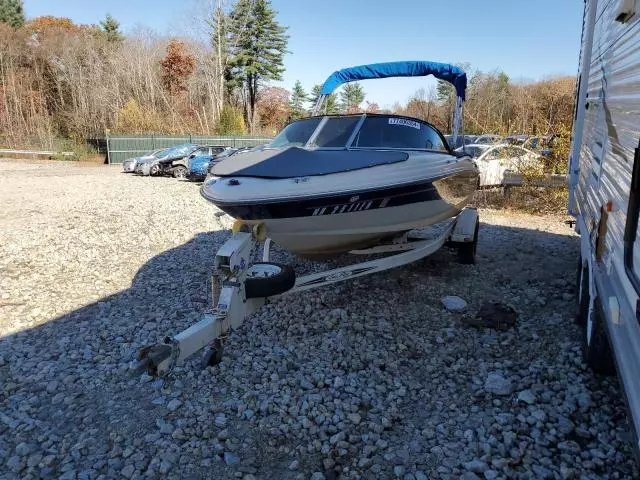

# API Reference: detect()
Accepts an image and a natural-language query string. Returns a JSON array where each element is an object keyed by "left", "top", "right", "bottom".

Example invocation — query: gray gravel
[{"left": 0, "top": 158, "right": 638, "bottom": 479}]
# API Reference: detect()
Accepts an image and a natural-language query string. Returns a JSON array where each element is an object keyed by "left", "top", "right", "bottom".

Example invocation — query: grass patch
[
  {"left": 51, "top": 139, "right": 100, "bottom": 162},
  {"left": 472, "top": 186, "right": 569, "bottom": 215}
]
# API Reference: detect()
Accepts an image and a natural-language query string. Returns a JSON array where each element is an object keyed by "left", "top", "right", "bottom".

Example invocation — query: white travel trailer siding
[{"left": 569, "top": 0, "right": 640, "bottom": 457}]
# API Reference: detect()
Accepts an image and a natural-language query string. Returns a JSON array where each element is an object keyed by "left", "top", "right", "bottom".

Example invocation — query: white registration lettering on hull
[{"left": 311, "top": 199, "right": 386, "bottom": 217}]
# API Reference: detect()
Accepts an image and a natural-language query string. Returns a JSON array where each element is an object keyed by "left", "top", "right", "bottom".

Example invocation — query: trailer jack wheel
[
  {"left": 202, "top": 339, "right": 224, "bottom": 368},
  {"left": 245, "top": 262, "right": 296, "bottom": 299}
]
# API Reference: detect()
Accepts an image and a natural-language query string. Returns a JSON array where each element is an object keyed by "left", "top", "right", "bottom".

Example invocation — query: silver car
[
  {"left": 134, "top": 144, "right": 199, "bottom": 176},
  {"left": 122, "top": 149, "right": 167, "bottom": 173}
]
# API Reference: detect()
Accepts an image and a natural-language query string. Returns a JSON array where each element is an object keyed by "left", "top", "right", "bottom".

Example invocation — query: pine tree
[
  {"left": 227, "top": 0, "right": 288, "bottom": 132},
  {"left": 0, "top": 0, "right": 24, "bottom": 28},
  {"left": 99, "top": 14, "right": 123, "bottom": 42},
  {"left": 289, "top": 80, "right": 307, "bottom": 119},
  {"left": 340, "top": 82, "right": 365, "bottom": 113},
  {"left": 309, "top": 84, "right": 338, "bottom": 115}
]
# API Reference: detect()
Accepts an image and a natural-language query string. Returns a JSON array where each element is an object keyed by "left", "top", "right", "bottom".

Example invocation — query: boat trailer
[{"left": 136, "top": 208, "right": 479, "bottom": 377}]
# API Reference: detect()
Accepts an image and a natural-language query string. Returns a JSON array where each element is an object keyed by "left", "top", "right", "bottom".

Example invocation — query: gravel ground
[{"left": 0, "top": 158, "right": 638, "bottom": 480}]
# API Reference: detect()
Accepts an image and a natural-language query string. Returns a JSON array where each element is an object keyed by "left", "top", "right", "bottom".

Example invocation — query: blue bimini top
[{"left": 320, "top": 60, "right": 467, "bottom": 100}]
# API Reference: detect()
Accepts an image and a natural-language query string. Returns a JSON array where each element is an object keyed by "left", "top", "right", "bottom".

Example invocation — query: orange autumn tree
[
  {"left": 24, "top": 15, "right": 84, "bottom": 34},
  {"left": 160, "top": 39, "right": 196, "bottom": 95},
  {"left": 256, "top": 86, "right": 290, "bottom": 133}
]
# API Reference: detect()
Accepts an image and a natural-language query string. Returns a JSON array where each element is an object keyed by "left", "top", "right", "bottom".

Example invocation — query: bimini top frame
[{"left": 313, "top": 60, "right": 468, "bottom": 145}]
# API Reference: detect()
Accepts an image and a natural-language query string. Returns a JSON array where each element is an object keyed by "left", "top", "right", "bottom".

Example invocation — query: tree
[
  {"left": 364, "top": 101, "right": 379, "bottom": 113},
  {"left": 217, "top": 105, "right": 246, "bottom": 135},
  {"left": 207, "top": 4, "right": 228, "bottom": 121},
  {"left": 0, "top": 0, "right": 24, "bottom": 28},
  {"left": 309, "top": 84, "right": 338, "bottom": 114},
  {"left": 340, "top": 82, "right": 365, "bottom": 113},
  {"left": 227, "top": 0, "right": 288, "bottom": 132},
  {"left": 99, "top": 14, "right": 123, "bottom": 42},
  {"left": 116, "top": 98, "right": 161, "bottom": 132},
  {"left": 257, "top": 86, "right": 290, "bottom": 132},
  {"left": 403, "top": 87, "right": 437, "bottom": 122},
  {"left": 160, "top": 40, "right": 196, "bottom": 95},
  {"left": 25, "top": 16, "right": 83, "bottom": 34},
  {"left": 290, "top": 80, "right": 307, "bottom": 119},
  {"left": 436, "top": 79, "right": 455, "bottom": 132}
]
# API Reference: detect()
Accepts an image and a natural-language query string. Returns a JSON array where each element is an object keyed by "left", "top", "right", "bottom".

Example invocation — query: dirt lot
[{"left": 0, "top": 159, "right": 637, "bottom": 479}]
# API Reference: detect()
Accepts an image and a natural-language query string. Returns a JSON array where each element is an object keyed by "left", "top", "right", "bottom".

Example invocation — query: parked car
[
  {"left": 444, "top": 134, "right": 477, "bottom": 149},
  {"left": 504, "top": 134, "right": 529, "bottom": 145},
  {"left": 522, "top": 135, "right": 554, "bottom": 156},
  {"left": 172, "top": 145, "right": 230, "bottom": 179},
  {"left": 134, "top": 143, "right": 199, "bottom": 176},
  {"left": 472, "top": 144, "right": 541, "bottom": 187},
  {"left": 474, "top": 134, "right": 503, "bottom": 145},
  {"left": 187, "top": 147, "right": 236, "bottom": 181},
  {"left": 122, "top": 148, "right": 169, "bottom": 173},
  {"left": 204, "top": 146, "right": 254, "bottom": 182},
  {"left": 454, "top": 144, "right": 492, "bottom": 158}
]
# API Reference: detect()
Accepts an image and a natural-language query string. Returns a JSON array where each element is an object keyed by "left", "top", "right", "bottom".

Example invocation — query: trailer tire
[
  {"left": 575, "top": 257, "right": 589, "bottom": 325},
  {"left": 457, "top": 218, "right": 479, "bottom": 265},
  {"left": 202, "top": 339, "right": 224, "bottom": 368},
  {"left": 245, "top": 262, "right": 295, "bottom": 299},
  {"left": 583, "top": 297, "right": 615, "bottom": 376}
]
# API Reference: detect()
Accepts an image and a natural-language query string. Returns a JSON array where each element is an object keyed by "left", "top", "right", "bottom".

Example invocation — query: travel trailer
[{"left": 569, "top": 0, "right": 640, "bottom": 457}]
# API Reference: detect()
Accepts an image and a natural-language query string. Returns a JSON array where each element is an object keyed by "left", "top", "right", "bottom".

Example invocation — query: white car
[
  {"left": 455, "top": 144, "right": 492, "bottom": 158},
  {"left": 444, "top": 134, "right": 477, "bottom": 149},
  {"left": 465, "top": 143, "right": 541, "bottom": 187},
  {"left": 474, "top": 134, "right": 503, "bottom": 145}
]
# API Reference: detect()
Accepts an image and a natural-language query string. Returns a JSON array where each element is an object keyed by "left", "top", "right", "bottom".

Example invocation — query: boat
[{"left": 201, "top": 61, "right": 479, "bottom": 255}]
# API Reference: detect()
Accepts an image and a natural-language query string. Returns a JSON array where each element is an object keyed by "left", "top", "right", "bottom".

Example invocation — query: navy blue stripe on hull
[{"left": 216, "top": 180, "right": 442, "bottom": 220}]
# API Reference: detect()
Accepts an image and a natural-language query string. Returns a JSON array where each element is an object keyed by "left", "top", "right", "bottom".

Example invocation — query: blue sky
[{"left": 24, "top": 0, "right": 584, "bottom": 109}]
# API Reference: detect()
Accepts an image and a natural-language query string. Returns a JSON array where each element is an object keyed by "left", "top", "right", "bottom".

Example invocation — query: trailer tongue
[{"left": 136, "top": 208, "right": 479, "bottom": 377}]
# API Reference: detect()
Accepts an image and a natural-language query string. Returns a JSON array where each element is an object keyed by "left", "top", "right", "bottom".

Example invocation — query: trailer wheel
[
  {"left": 575, "top": 257, "right": 589, "bottom": 325},
  {"left": 245, "top": 262, "right": 295, "bottom": 299},
  {"left": 202, "top": 339, "right": 224, "bottom": 368},
  {"left": 583, "top": 297, "right": 615, "bottom": 376},
  {"left": 458, "top": 218, "right": 479, "bottom": 264}
]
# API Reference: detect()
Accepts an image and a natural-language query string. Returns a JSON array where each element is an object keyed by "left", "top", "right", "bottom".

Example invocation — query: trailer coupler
[{"left": 135, "top": 342, "right": 173, "bottom": 377}]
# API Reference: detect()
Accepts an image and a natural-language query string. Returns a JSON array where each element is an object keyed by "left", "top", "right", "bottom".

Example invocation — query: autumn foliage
[
  {"left": 160, "top": 40, "right": 196, "bottom": 95},
  {"left": 25, "top": 15, "right": 85, "bottom": 34},
  {"left": 0, "top": 11, "right": 575, "bottom": 170},
  {"left": 256, "top": 86, "right": 290, "bottom": 133}
]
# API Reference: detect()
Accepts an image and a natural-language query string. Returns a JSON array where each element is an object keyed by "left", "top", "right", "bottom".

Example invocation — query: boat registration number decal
[
  {"left": 389, "top": 118, "right": 420, "bottom": 130},
  {"left": 311, "top": 198, "right": 390, "bottom": 216}
]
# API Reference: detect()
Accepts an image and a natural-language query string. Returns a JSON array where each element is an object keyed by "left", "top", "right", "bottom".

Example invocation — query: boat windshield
[
  {"left": 353, "top": 116, "right": 447, "bottom": 151},
  {"left": 270, "top": 117, "right": 322, "bottom": 148},
  {"left": 308, "top": 117, "right": 361, "bottom": 148},
  {"left": 271, "top": 114, "right": 448, "bottom": 151}
]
